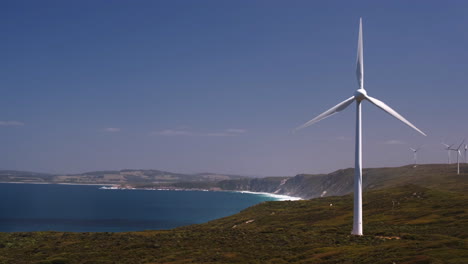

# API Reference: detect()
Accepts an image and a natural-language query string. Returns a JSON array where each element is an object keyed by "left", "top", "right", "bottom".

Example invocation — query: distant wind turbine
[
  {"left": 464, "top": 144, "right": 467, "bottom": 164},
  {"left": 294, "top": 18, "right": 426, "bottom": 236},
  {"left": 442, "top": 142, "right": 454, "bottom": 164},
  {"left": 449, "top": 139, "right": 465, "bottom": 175},
  {"left": 409, "top": 146, "right": 422, "bottom": 167}
]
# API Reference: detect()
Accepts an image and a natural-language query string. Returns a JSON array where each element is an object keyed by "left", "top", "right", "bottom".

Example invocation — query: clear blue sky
[{"left": 1, "top": 1, "right": 467, "bottom": 176}]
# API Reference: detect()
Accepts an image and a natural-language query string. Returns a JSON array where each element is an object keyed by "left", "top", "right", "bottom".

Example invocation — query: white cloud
[
  {"left": 203, "top": 129, "right": 247, "bottom": 137},
  {"left": 153, "top": 128, "right": 247, "bottom": 137},
  {"left": 0, "top": 121, "right": 24, "bottom": 126},
  {"left": 203, "top": 132, "right": 236, "bottom": 137},
  {"left": 153, "top": 129, "right": 192, "bottom": 136},
  {"left": 225, "top": 128, "right": 246, "bottom": 134},
  {"left": 384, "top": 139, "right": 405, "bottom": 145},
  {"left": 104, "top": 127, "right": 120, "bottom": 132}
]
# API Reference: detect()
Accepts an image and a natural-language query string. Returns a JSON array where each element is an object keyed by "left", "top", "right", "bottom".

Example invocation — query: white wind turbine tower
[
  {"left": 442, "top": 142, "right": 454, "bottom": 164},
  {"left": 409, "top": 146, "right": 422, "bottom": 167},
  {"left": 295, "top": 18, "right": 426, "bottom": 236},
  {"left": 449, "top": 139, "right": 465, "bottom": 175}
]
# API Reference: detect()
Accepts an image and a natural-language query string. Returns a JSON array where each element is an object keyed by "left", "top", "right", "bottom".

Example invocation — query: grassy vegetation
[{"left": 0, "top": 181, "right": 466, "bottom": 263}]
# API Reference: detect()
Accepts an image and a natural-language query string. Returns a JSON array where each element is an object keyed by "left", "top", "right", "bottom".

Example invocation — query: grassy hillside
[
  {"left": 0, "top": 164, "right": 467, "bottom": 263},
  {"left": 0, "top": 183, "right": 466, "bottom": 264}
]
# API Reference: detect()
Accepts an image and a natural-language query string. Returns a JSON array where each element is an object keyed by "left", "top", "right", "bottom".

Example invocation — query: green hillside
[{"left": 0, "top": 168, "right": 467, "bottom": 263}]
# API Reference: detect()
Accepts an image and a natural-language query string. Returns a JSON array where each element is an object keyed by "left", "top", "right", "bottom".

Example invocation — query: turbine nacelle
[
  {"left": 353, "top": 89, "right": 367, "bottom": 101},
  {"left": 448, "top": 139, "right": 465, "bottom": 152}
]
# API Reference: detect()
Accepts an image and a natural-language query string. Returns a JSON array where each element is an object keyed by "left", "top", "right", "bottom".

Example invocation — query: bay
[{"left": 0, "top": 183, "right": 281, "bottom": 232}]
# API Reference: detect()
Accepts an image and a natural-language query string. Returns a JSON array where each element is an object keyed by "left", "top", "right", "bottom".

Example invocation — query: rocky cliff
[{"left": 217, "top": 164, "right": 468, "bottom": 199}]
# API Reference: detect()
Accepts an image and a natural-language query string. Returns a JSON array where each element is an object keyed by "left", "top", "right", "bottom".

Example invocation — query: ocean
[{"left": 0, "top": 183, "right": 295, "bottom": 232}]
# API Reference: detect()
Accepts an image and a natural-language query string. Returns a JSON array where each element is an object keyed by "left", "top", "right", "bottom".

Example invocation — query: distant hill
[
  {"left": 0, "top": 170, "right": 55, "bottom": 183},
  {"left": 0, "top": 169, "right": 247, "bottom": 185},
  {"left": 1, "top": 164, "right": 467, "bottom": 199}
]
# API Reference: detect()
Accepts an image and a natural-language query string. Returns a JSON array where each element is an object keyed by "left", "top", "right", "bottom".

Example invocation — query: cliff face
[
  {"left": 217, "top": 171, "right": 355, "bottom": 199},
  {"left": 217, "top": 177, "right": 288, "bottom": 193},
  {"left": 217, "top": 164, "right": 468, "bottom": 199},
  {"left": 217, "top": 172, "right": 352, "bottom": 199},
  {"left": 278, "top": 169, "right": 354, "bottom": 199}
]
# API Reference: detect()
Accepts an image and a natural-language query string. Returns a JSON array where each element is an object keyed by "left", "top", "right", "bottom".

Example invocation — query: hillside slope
[
  {"left": 0, "top": 184, "right": 466, "bottom": 263},
  {"left": 217, "top": 164, "right": 468, "bottom": 198}
]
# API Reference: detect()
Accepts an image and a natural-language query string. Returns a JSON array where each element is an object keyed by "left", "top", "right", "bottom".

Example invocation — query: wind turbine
[
  {"left": 442, "top": 142, "right": 454, "bottom": 164},
  {"left": 409, "top": 146, "right": 422, "bottom": 167},
  {"left": 294, "top": 18, "right": 426, "bottom": 236},
  {"left": 464, "top": 144, "right": 467, "bottom": 164},
  {"left": 449, "top": 139, "right": 465, "bottom": 175}
]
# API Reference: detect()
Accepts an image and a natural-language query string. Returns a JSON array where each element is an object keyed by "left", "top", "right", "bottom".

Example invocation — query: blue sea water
[{"left": 0, "top": 183, "right": 280, "bottom": 232}]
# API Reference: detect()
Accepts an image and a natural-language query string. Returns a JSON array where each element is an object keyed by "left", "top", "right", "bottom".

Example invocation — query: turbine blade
[
  {"left": 295, "top": 96, "right": 355, "bottom": 131},
  {"left": 457, "top": 139, "right": 465, "bottom": 150},
  {"left": 365, "top": 95, "right": 427, "bottom": 136},
  {"left": 442, "top": 140, "right": 454, "bottom": 149},
  {"left": 356, "top": 17, "right": 364, "bottom": 89}
]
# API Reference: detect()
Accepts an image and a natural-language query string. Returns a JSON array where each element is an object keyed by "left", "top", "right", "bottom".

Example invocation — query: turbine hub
[{"left": 354, "top": 89, "right": 367, "bottom": 101}]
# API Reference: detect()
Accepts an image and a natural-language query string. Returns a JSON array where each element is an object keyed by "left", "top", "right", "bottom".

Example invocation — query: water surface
[{"left": 0, "top": 183, "right": 279, "bottom": 232}]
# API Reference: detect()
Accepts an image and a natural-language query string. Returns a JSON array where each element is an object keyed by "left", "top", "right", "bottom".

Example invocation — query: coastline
[
  {"left": 99, "top": 186, "right": 304, "bottom": 200},
  {"left": 233, "top": 190, "right": 303, "bottom": 201},
  {"left": 0, "top": 182, "right": 304, "bottom": 201}
]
